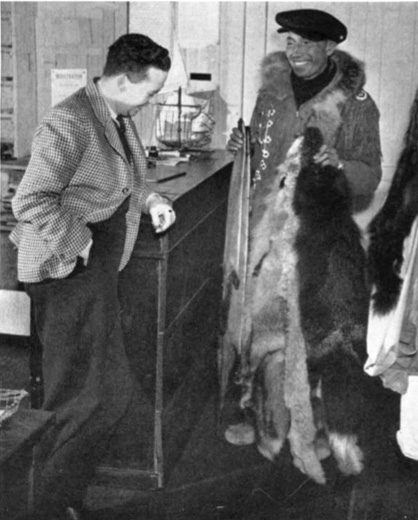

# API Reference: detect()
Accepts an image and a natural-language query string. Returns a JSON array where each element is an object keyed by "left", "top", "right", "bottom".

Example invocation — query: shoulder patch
[{"left": 356, "top": 90, "right": 368, "bottom": 101}]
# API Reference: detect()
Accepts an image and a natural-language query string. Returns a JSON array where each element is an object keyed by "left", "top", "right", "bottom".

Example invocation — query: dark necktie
[{"left": 115, "top": 115, "right": 133, "bottom": 163}]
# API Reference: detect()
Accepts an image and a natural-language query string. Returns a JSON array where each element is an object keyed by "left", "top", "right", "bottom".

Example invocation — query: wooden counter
[
  {"left": 1, "top": 150, "right": 233, "bottom": 494},
  {"left": 93, "top": 150, "right": 233, "bottom": 492}
]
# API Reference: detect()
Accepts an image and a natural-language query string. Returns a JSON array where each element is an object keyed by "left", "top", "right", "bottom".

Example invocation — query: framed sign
[{"left": 51, "top": 69, "right": 87, "bottom": 107}]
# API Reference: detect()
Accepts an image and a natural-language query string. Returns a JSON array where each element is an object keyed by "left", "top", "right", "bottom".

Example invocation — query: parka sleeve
[{"left": 336, "top": 92, "right": 383, "bottom": 197}]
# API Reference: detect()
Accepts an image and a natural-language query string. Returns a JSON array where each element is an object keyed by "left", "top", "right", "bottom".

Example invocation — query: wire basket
[
  {"left": 155, "top": 89, "right": 215, "bottom": 151},
  {"left": 0, "top": 388, "right": 28, "bottom": 427}
]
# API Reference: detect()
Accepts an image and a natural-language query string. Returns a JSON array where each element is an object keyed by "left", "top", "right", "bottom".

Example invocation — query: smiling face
[
  {"left": 285, "top": 32, "right": 337, "bottom": 80},
  {"left": 115, "top": 66, "right": 168, "bottom": 117}
]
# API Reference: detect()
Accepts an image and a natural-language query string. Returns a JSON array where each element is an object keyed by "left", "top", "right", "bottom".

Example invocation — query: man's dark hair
[{"left": 103, "top": 33, "right": 171, "bottom": 79}]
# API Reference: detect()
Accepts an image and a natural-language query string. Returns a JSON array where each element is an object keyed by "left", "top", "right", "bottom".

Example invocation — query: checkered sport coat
[{"left": 10, "top": 80, "right": 155, "bottom": 283}]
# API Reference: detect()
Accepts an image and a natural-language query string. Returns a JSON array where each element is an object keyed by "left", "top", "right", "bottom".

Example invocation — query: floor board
[{"left": 1, "top": 335, "right": 418, "bottom": 519}]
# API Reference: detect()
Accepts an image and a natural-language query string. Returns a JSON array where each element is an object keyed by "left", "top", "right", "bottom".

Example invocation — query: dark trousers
[{"left": 26, "top": 199, "right": 134, "bottom": 514}]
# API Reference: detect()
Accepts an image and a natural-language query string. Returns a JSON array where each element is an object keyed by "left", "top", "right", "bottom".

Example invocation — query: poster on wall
[{"left": 51, "top": 69, "right": 87, "bottom": 107}]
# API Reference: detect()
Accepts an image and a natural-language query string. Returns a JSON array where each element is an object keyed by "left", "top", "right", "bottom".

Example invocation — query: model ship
[{"left": 154, "top": 40, "right": 215, "bottom": 151}]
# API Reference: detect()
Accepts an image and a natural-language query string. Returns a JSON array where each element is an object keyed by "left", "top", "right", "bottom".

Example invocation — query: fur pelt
[
  {"left": 293, "top": 126, "right": 370, "bottom": 362},
  {"left": 240, "top": 135, "right": 327, "bottom": 484},
  {"left": 368, "top": 88, "right": 418, "bottom": 314},
  {"left": 239, "top": 126, "right": 370, "bottom": 481},
  {"left": 293, "top": 127, "right": 370, "bottom": 475}
]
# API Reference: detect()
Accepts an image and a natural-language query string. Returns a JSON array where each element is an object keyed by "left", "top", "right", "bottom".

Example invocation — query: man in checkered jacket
[{"left": 11, "top": 34, "right": 175, "bottom": 520}]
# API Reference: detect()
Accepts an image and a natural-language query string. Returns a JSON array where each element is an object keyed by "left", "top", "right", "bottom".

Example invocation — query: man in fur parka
[{"left": 224, "top": 9, "right": 382, "bottom": 484}]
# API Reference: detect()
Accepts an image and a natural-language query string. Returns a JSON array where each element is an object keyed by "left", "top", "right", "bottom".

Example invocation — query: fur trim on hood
[{"left": 258, "top": 50, "right": 366, "bottom": 101}]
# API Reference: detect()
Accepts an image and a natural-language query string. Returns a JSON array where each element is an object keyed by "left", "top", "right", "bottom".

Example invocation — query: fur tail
[
  {"left": 312, "top": 350, "right": 367, "bottom": 475},
  {"left": 329, "top": 432, "right": 364, "bottom": 475}
]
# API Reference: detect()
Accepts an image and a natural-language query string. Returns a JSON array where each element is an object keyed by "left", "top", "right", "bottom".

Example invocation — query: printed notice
[{"left": 51, "top": 69, "right": 87, "bottom": 107}]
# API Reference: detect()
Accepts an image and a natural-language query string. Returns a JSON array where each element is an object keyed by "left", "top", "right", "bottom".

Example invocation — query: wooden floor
[{"left": 1, "top": 335, "right": 418, "bottom": 520}]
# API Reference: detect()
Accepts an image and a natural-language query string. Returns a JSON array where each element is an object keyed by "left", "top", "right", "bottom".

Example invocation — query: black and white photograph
[{"left": 1, "top": 1, "right": 417, "bottom": 519}]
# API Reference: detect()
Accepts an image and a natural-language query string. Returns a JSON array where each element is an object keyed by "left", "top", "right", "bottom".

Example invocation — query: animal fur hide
[
  {"left": 294, "top": 127, "right": 369, "bottom": 372},
  {"left": 240, "top": 134, "right": 327, "bottom": 484},
  {"left": 238, "top": 126, "right": 370, "bottom": 482},
  {"left": 294, "top": 127, "right": 370, "bottom": 476},
  {"left": 368, "top": 87, "right": 418, "bottom": 315}
]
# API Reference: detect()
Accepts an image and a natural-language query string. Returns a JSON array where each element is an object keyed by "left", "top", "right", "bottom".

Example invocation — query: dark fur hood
[{"left": 258, "top": 50, "right": 366, "bottom": 102}]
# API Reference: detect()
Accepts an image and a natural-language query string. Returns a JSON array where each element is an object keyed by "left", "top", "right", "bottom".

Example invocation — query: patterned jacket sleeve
[
  {"left": 336, "top": 93, "right": 383, "bottom": 197},
  {"left": 12, "top": 108, "right": 93, "bottom": 261}
]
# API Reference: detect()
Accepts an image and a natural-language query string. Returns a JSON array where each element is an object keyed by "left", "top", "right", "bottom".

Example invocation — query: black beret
[{"left": 275, "top": 9, "right": 347, "bottom": 43}]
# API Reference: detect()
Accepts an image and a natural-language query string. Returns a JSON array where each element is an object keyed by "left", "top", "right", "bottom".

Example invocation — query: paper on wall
[{"left": 51, "top": 69, "right": 87, "bottom": 107}]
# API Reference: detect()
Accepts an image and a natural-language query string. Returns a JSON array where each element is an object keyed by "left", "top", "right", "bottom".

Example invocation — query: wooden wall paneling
[
  {"left": 103, "top": 8, "right": 117, "bottom": 49},
  {"left": 40, "top": 1, "right": 76, "bottom": 19},
  {"left": 359, "top": 4, "right": 386, "bottom": 179},
  {"left": 129, "top": 2, "right": 173, "bottom": 50},
  {"left": 84, "top": 16, "right": 105, "bottom": 49},
  {"left": 114, "top": 2, "right": 128, "bottom": 40},
  {"left": 75, "top": 1, "right": 122, "bottom": 19},
  {"left": 176, "top": 3, "right": 220, "bottom": 148},
  {"left": 340, "top": 3, "right": 368, "bottom": 63},
  {"left": 1, "top": 1, "right": 12, "bottom": 46},
  {"left": 78, "top": 18, "right": 94, "bottom": 46},
  {"left": 35, "top": 21, "right": 52, "bottom": 126},
  {"left": 62, "top": 18, "right": 83, "bottom": 46},
  {"left": 312, "top": 2, "right": 352, "bottom": 21},
  {"left": 181, "top": 43, "right": 220, "bottom": 149},
  {"left": 411, "top": 2, "right": 418, "bottom": 95},
  {"left": 55, "top": 52, "right": 87, "bottom": 70},
  {"left": 183, "top": 45, "right": 220, "bottom": 90},
  {"left": 35, "top": 15, "right": 74, "bottom": 120},
  {"left": 217, "top": 2, "right": 246, "bottom": 148},
  {"left": 129, "top": 2, "right": 173, "bottom": 148},
  {"left": 11, "top": 2, "right": 37, "bottom": 158},
  {"left": 241, "top": 2, "right": 268, "bottom": 124},
  {"left": 55, "top": 54, "right": 68, "bottom": 69},
  {"left": 100, "top": 4, "right": 128, "bottom": 63},
  {"left": 35, "top": 2, "right": 127, "bottom": 123},
  {"left": 389, "top": 2, "right": 418, "bottom": 146},
  {"left": 86, "top": 49, "right": 105, "bottom": 79},
  {"left": 177, "top": 1, "right": 219, "bottom": 50},
  {"left": 378, "top": 3, "right": 414, "bottom": 182},
  {"left": 177, "top": 1, "right": 220, "bottom": 91},
  {"left": 411, "top": 2, "right": 418, "bottom": 102},
  {"left": 2, "top": 2, "right": 15, "bottom": 157}
]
